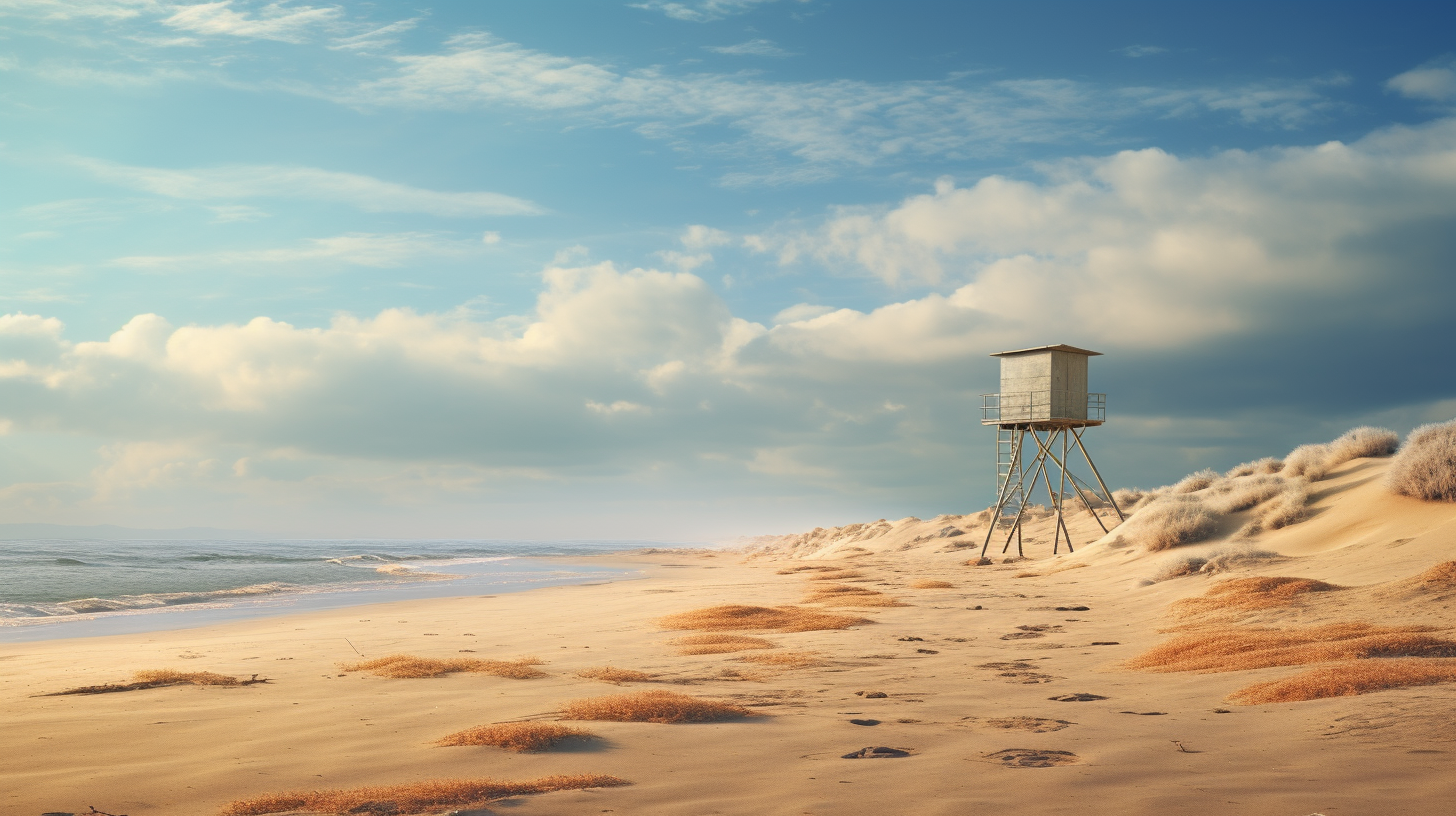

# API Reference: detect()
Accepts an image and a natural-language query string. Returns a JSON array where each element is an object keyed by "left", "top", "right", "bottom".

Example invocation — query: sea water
[{"left": 0, "top": 538, "right": 669, "bottom": 642}]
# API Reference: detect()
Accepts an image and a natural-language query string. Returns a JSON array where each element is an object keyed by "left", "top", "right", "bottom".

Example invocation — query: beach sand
[{"left": 3, "top": 456, "right": 1455, "bottom": 815}]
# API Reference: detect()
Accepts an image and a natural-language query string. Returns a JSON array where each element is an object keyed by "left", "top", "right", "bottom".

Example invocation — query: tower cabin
[{"left": 983, "top": 344, "right": 1104, "bottom": 427}]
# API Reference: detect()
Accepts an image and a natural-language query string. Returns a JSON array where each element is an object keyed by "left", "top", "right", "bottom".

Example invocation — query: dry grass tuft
[
  {"left": 1285, "top": 427, "right": 1399, "bottom": 481},
  {"left": 576, "top": 667, "right": 657, "bottom": 684},
  {"left": 1172, "top": 575, "right": 1344, "bottom": 617},
  {"left": 803, "top": 569, "right": 865, "bottom": 581},
  {"left": 1126, "top": 623, "right": 1456, "bottom": 673},
  {"left": 1226, "top": 457, "right": 1284, "bottom": 477},
  {"left": 1413, "top": 560, "right": 1456, "bottom": 586},
  {"left": 1151, "top": 547, "right": 1283, "bottom": 582},
  {"left": 909, "top": 579, "right": 954, "bottom": 589},
  {"left": 1112, "top": 487, "right": 1160, "bottom": 513},
  {"left": 1282, "top": 443, "right": 1332, "bottom": 479},
  {"left": 658, "top": 605, "right": 871, "bottom": 633},
  {"left": 800, "top": 584, "right": 906, "bottom": 607},
  {"left": 1387, "top": 419, "right": 1456, "bottom": 501},
  {"left": 668, "top": 634, "right": 778, "bottom": 654},
  {"left": 1329, "top": 425, "right": 1400, "bottom": 462},
  {"left": 775, "top": 565, "right": 843, "bottom": 574},
  {"left": 1172, "top": 468, "right": 1220, "bottom": 493},
  {"left": 1228, "top": 658, "right": 1456, "bottom": 704},
  {"left": 560, "top": 690, "right": 755, "bottom": 723},
  {"left": 218, "top": 774, "right": 629, "bottom": 815},
  {"left": 1204, "top": 475, "right": 1290, "bottom": 514},
  {"left": 1115, "top": 495, "right": 1219, "bottom": 551},
  {"left": 437, "top": 722, "right": 596, "bottom": 752},
  {"left": 735, "top": 651, "right": 824, "bottom": 669},
  {"left": 342, "top": 655, "right": 547, "bottom": 679}
]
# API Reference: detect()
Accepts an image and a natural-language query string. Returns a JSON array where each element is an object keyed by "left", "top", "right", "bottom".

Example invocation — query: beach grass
[
  {"left": 658, "top": 604, "right": 870, "bottom": 632},
  {"left": 1126, "top": 622, "right": 1456, "bottom": 673},
  {"left": 437, "top": 722, "right": 596, "bottom": 751},
  {"left": 668, "top": 634, "right": 778, "bottom": 654},
  {"left": 800, "top": 584, "right": 905, "bottom": 607},
  {"left": 1172, "top": 576, "right": 1344, "bottom": 617},
  {"left": 1229, "top": 658, "right": 1456, "bottom": 704},
  {"left": 342, "top": 655, "right": 546, "bottom": 679},
  {"left": 218, "top": 774, "right": 629, "bottom": 815},
  {"left": 803, "top": 569, "right": 866, "bottom": 581},
  {"left": 576, "top": 666, "right": 658, "bottom": 684},
  {"left": 560, "top": 690, "right": 755, "bottom": 723}
]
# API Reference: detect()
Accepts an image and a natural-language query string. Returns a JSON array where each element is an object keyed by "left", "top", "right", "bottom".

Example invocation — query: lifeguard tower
[{"left": 980, "top": 344, "right": 1124, "bottom": 557}]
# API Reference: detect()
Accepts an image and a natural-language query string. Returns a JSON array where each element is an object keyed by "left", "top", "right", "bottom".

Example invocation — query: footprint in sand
[
  {"left": 978, "top": 661, "right": 1060, "bottom": 684},
  {"left": 963, "top": 716, "right": 1072, "bottom": 733},
  {"left": 982, "top": 748, "right": 1079, "bottom": 767}
]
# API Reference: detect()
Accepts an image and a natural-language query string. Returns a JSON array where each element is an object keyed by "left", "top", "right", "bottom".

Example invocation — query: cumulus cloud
[
  {"left": 1388, "top": 61, "right": 1456, "bottom": 102},
  {"left": 750, "top": 117, "right": 1456, "bottom": 349},
  {"left": 69, "top": 156, "right": 543, "bottom": 216}
]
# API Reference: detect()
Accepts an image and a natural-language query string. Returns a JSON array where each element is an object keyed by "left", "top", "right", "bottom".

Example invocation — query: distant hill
[{"left": 0, "top": 523, "right": 283, "bottom": 541}]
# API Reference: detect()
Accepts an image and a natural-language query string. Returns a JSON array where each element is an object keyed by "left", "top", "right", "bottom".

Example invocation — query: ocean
[{"left": 0, "top": 538, "right": 673, "bottom": 642}]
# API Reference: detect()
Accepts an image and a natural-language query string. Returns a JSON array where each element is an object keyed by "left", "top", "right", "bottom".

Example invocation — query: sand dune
[{"left": 2, "top": 454, "right": 1455, "bottom": 815}]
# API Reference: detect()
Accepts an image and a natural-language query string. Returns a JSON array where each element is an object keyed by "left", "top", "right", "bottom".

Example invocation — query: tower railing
[{"left": 980, "top": 391, "right": 1105, "bottom": 425}]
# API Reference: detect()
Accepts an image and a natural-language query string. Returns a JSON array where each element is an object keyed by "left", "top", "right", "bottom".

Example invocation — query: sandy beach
[{"left": 3, "top": 455, "right": 1454, "bottom": 816}]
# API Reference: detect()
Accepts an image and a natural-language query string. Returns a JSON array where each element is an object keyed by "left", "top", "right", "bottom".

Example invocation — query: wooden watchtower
[{"left": 980, "top": 344, "right": 1124, "bottom": 557}]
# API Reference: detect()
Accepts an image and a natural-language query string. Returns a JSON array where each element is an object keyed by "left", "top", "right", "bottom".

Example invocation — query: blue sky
[{"left": 1, "top": 0, "right": 1455, "bottom": 539}]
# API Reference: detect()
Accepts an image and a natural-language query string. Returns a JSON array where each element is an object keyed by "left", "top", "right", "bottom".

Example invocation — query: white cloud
[
  {"left": 586, "top": 399, "right": 651, "bottom": 415},
  {"left": 208, "top": 204, "right": 269, "bottom": 222},
  {"left": 656, "top": 249, "right": 713, "bottom": 271},
  {"left": 340, "top": 34, "right": 1344, "bottom": 179},
  {"left": 110, "top": 231, "right": 473, "bottom": 270},
  {"left": 629, "top": 0, "right": 790, "bottom": 23},
  {"left": 772, "top": 303, "right": 834, "bottom": 324},
  {"left": 327, "top": 17, "right": 418, "bottom": 51},
  {"left": 681, "top": 224, "right": 732, "bottom": 249},
  {"left": 70, "top": 156, "right": 543, "bottom": 216},
  {"left": 1117, "top": 45, "right": 1167, "bottom": 58},
  {"left": 0, "top": 0, "right": 162, "bottom": 21},
  {"left": 1388, "top": 62, "right": 1456, "bottom": 102},
  {"left": 162, "top": 1, "right": 342, "bottom": 44},
  {"left": 705, "top": 39, "right": 794, "bottom": 57},
  {"left": 750, "top": 117, "right": 1456, "bottom": 349},
  {"left": 19, "top": 197, "right": 173, "bottom": 224}
]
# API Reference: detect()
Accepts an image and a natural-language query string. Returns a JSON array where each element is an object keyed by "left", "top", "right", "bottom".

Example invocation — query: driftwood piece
[{"left": 36, "top": 674, "right": 270, "bottom": 697}]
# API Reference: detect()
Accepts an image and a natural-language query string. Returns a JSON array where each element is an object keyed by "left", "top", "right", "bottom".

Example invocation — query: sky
[{"left": 1, "top": 0, "right": 1455, "bottom": 541}]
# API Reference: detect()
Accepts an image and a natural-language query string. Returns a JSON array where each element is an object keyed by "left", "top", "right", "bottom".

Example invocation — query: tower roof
[{"left": 989, "top": 343, "right": 1102, "bottom": 358}]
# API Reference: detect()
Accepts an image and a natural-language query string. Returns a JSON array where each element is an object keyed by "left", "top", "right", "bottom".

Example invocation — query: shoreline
[{"left": 0, "top": 553, "right": 651, "bottom": 644}]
